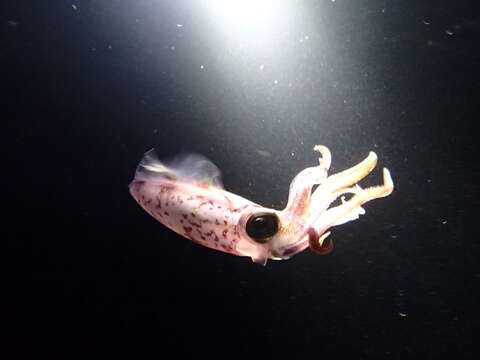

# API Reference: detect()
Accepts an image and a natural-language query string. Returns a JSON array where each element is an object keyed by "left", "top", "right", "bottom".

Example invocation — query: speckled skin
[
  {"left": 130, "top": 146, "right": 394, "bottom": 265},
  {"left": 130, "top": 179, "right": 264, "bottom": 259}
]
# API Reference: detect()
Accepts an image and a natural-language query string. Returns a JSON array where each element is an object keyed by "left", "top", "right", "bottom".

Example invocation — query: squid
[{"left": 129, "top": 145, "right": 394, "bottom": 265}]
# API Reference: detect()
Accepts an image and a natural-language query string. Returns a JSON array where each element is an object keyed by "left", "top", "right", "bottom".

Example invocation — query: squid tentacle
[
  {"left": 284, "top": 146, "right": 332, "bottom": 219},
  {"left": 313, "top": 168, "right": 394, "bottom": 235},
  {"left": 308, "top": 228, "right": 334, "bottom": 255}
]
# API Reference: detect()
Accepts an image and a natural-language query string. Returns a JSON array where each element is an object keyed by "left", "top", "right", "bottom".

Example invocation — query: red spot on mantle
[{"left": 188, "top": 220, "right": 202, "bottom": 228}]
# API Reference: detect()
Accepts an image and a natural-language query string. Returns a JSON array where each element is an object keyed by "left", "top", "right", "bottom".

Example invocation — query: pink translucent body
[{"left": 130, "top": 146, "right": 394, "bottom": 265}]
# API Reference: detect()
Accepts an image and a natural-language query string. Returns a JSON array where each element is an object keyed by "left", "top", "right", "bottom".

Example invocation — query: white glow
[
  {"left": 209, "top": 0, "right": 279, "bottom": 27},
  {"left": 201, "top": 0, "right": 292, "bottom": 52}
]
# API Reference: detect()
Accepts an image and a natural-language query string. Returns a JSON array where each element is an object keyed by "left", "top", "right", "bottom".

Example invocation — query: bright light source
[
  {"left": 200, "top": 0, "right": 292, "bottom": 52},
  {"left": 209, "top": 0, "right": 278, "bottom": 27}
]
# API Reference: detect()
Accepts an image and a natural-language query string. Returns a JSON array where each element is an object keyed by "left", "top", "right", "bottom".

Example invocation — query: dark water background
[{"left": 4, "top": 1, "right": 479, "bottom": 358}]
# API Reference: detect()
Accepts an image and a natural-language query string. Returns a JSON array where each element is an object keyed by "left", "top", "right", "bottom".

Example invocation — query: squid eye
[{"left": 246, "top": 212, "right": 279, "bottom": 242}]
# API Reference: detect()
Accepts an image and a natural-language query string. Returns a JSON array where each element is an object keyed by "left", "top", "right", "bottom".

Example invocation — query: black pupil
[{"left": 246, "top": 213, "right": 279, "bottom": 241}]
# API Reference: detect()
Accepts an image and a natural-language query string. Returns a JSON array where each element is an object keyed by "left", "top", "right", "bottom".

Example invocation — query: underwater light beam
[
  {"left": 202, "top": 0, "right": 292, "bottom": 50},
  {"left": 209, "top": 0, "right": 278, "bottom": 27}
]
